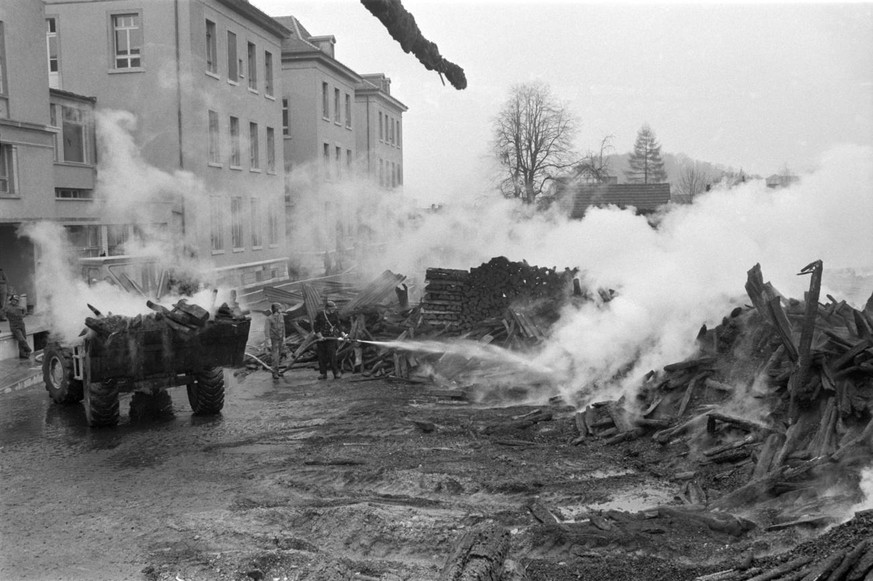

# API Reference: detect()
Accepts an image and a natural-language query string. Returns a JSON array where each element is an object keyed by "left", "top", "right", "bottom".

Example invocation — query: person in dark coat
[
  {"left": 313, "top": 301, "right": 346, "bottom": 379},
  {"left": 4, "top": 295, "right": 31, "bottom": 359},
  {"left": 0, "top": 268, "right": 7, "bottom": 322}
]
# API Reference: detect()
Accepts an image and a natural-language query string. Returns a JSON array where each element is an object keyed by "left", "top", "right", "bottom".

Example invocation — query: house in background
[
  {"left": 556, "top": 182, "right": 672, "bottom": 219},
  {"left": 766, "top": 173, "right": 800, "bottom": 189}
]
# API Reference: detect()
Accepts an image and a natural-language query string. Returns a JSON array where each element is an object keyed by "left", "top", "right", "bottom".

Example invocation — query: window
[
  {"left": 397, "top": 163, "right": 402, "bottom": 185},
  {"left": 281, "top": 98, "right": 289, "bottom": 135},
  {"left": 210, "top": 197, "right": 224, "bottom": 251},
  {"left": 322, "top": 143, "right": 330, "bottom": 178},
  {"left": 251, "top": 197, "right": 262, "bottom": 247},
  {"left": 334, "top": 88, "right": 340, "bottom": 123},
  {"left": 66, "top": 225, "right": 100, "bottom": 257},
  {"left": 247, "top": 42, "right": 257, "bottom": 90},
  {"left": 107, "top": 224, "right": 129, "bottom": 255},
  {"left": 229, "top": 116, "right": 240, "bottom": 167},
  {"left": 208, "top": 110, "right": 220, "bottom": 164},
  {"left": 61, "top": 105, "right": 87, "bottom": 163},
  {"left": 0, "top": 144, "right": 17, "bottom": 197},
  {"left": 346, "top": 149, "right": 352, "bottom": 171},
  {"left": 249, "top": 122, "right": 259, "bottom": 169},
  {"left": 385, "top": 115, "right": 390, "bottom": 144},
  {"left": 0, "top": 23, "right": 7, "bottom": 117},
  {"left": 391, "top": 118, "right": 395, "bottom": 145},
  {"left": 268, "top": 198, "right": 279, "bottom": 246},
  {"left": 335, "top": 146, "right": 341, "bottom": 177},
  {"left": 345, "top": 94, "right": 351, "bottom": 128},
  {"left": 112, "top": 13, "right": 142, "bottom": 69},
  {"left": 226, "top": 31, "right": 237, "bottom": 81},
  {"left": 46, "top": 17, "right": 60, "bottom": 88},
  {"left": 264, "top": 50, "right": 273, "bottom": 96},
  {"left": 397, "top": 119, "right": 401, "bottom": 147},
  {"left": 322, "top": 82, "right": 329, "bottom": 118},
  {"left": 378, "top": 112, "right": 383, "bottom": 141},
  {"left": 231, "top": 196, "right": 243, "bottom": 249},
  {"left": 266, "top": 127, "right": 275, "bottom": 173},
  {"left": 55, "top": 188, "right": 93, "bottom": 199},
  {"left": 205, "top": 20, "right": 217, "bottom": 74}
]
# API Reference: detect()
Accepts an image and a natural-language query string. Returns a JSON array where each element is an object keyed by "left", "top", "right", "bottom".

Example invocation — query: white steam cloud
[
  {"left": 300, "top": 144, "right": 873, "bottom": 404},
  {"left": 23, "top": 110, "right": 241, "bottom": 343}
]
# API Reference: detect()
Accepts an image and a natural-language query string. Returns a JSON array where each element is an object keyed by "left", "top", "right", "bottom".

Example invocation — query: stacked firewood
[{"left": 422, "top": 257, "right": 577, "bottom": 330}]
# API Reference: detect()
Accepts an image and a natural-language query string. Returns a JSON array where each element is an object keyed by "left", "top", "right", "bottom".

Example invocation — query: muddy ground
[{"left": 0, "top": 365, "right": 862, "bottom": 581}]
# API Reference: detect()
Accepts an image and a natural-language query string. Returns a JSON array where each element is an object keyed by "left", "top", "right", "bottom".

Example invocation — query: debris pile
[
  {"left": 574, "top": 261, "right": 873, "bottom": 537},
  {"left": 693, "top": 509, "right": 873, "bottom": 580},
  {"left": 253, "top": 258, "right": 582, "bottom": 378}
]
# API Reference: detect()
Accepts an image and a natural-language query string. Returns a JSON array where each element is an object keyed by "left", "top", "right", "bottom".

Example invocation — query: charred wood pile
[
  {"left": 575, "top": 261, "right": 873, "bottom": 539},
  {"left": 421, "top": 256, "right": 578, "bottom": 330},
  {"left": 693, "top": 509, "right": 873, "bottom": 581}
]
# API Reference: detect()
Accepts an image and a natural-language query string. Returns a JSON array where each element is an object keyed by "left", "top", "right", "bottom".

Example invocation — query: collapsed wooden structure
[{"left": 253, "top": 257, "right": 582, "bottom": 378}]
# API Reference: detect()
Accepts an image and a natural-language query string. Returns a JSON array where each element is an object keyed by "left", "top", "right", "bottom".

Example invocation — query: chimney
[{"left": 309, "top": 35, "right": 336, "bottom": 59}]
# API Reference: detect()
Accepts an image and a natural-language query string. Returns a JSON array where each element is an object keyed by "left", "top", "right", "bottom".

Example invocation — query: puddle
[
  {"left": 560, "top": 481, "right": 676, "bottom": 520},
  {"left": 575, "top": 468, "right": 636, "bottom": 480}
]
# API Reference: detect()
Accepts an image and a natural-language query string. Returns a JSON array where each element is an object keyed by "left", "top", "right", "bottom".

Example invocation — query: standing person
[
  {"left": 263, "top": 303, "right": 285, "bottom": 380},
  {"left": 4, "top": 295, "right": 31, "bottom": 360},
  {"left": 0, "top": 267, "right": 7, "bottom": 322},
  {"left": 314, "top": 301, "right": 347, "bottom": 380}
]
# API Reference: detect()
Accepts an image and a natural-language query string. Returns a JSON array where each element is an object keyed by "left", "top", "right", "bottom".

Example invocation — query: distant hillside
[{"left": 604, "top": 152, "right": 746, "bottom": 186}]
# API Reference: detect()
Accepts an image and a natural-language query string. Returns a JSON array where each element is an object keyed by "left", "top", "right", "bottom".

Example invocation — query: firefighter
[
  {"left": 264, "top": 303, "right": 285, "bottom": 380},
  {"left": 4, "top": 295, "right": 31, "bottom": 360},
  {"left": 314, "top": 301, "right": 347, "bottom": 380}
]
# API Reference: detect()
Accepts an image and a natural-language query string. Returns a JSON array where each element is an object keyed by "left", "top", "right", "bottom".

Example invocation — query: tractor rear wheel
[
  {"left": 187, "top": 367, "right": 224, "bottom": 415},
  {"left": 84, "top": 378, "right": 120, "bottom": 427},
  {"left": 129, "top": 389, "right": 174, "bottom": 422},
  {"left": 42, "top": 343, "right": 83, "bottom": 404}
]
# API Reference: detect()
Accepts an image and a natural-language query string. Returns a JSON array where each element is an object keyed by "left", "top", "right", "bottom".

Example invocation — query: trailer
[{"left": 42, "top": 300, "right": 250, "bottom": 427}]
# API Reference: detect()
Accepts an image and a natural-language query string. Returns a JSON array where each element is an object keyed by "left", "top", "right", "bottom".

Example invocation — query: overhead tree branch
[{"left": 360, "top": 0, "right": 467, "bottom": 90}]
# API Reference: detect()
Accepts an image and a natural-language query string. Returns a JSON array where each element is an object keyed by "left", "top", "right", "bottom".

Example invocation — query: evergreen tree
[{"left": 625, "top": 124, "right": 667, "bottom": 184}]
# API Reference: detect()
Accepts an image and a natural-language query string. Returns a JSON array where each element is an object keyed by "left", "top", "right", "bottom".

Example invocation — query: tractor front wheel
[
  {"left": 42, "top": 343, "right": 83, "bottom": 404},
  {"left": 84, "top": 378, "right": 120, "bottom": 427},
  {"left": 187, "top": 367, "right": 224, "bottom": 416}
]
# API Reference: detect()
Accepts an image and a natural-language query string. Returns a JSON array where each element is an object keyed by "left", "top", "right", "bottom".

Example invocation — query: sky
[{"left": 251, "top": 0, "right": 873, "bottom": 205}]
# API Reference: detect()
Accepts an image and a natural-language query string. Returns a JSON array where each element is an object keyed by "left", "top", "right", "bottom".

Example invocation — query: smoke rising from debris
[
  {"left": 23, "top": 111, "right": 241, "bottom": 343},
  {"left": 317, "top": 144, "right": 873, "bottom": 405}
]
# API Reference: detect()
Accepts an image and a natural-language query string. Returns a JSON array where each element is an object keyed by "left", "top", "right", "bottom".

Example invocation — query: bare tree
[
  {"left": 677, "top": 162, "right": 709, "bottom": 200},
  {"left": 574, "top": 135, "right": 615, "bottom": 184},
  {"left": 493, "top": 82, "right": 579, "bottom": 204}
]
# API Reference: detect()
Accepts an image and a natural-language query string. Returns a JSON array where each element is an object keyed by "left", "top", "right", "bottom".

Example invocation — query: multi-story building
[
  {"left": 44, "top": 0, "right": 291, "bottom": 289},
  {"left": 274, "top": 15, "right": 406, "bottom": 271},
  {"left": 0, "top": 1, "right": 98, "bottom": 307},
  {"left": 355, "top": 73, "right": 406, "bottom": 191}
]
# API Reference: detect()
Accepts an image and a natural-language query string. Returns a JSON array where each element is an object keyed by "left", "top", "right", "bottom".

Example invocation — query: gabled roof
[
  {"left": 274, "top": 15, "right": 318, "bottom": 52},
  {"left": 215, "top": 0, "right": 291, "bottom": 38},
  {"left": 562, "top": 183, "right": 672, "bottom": 218}
]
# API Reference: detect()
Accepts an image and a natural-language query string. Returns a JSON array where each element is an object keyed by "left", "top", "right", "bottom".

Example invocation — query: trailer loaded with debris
[{"left": 42, "top": 298, "right": 251, "bottom": 427}]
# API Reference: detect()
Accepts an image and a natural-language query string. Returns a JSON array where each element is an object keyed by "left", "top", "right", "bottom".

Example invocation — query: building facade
[
  {"left": 275, "top": 16, "right": 406, "bottom": 272},
  {"left": 44, "top": 0, "right": 290, "bottom": 289},
  {"left": 355, "top": 73, "right": 406, "bottom": 191},
  {"left": 0, "top": 2, "right": 99, "bottom": 306}
]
